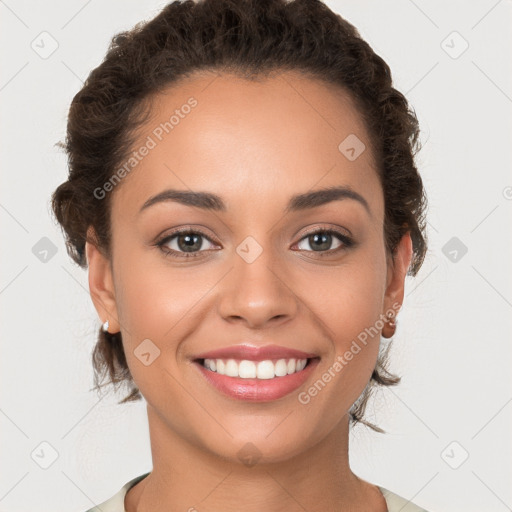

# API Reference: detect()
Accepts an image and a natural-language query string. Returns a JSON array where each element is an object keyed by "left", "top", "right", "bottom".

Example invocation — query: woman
[{"left": 52, "top": 0, "right": 430, "bottom": 510}]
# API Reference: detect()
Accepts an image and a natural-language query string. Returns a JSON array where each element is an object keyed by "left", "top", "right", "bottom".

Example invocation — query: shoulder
[
  {"left": 379, "top": 486, "right": 432, "bottom": 512},
  {"left": 82, "top": 473, "right": 151, "bottom": 512}
]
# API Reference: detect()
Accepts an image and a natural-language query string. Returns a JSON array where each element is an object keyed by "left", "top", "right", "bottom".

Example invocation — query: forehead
[{"left": 111, "top": 70, "right": 382, "bottom": 219}]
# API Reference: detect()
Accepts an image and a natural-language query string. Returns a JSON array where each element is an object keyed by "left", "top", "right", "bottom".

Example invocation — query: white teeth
[
  {"left": 225, "top": 359, "right": 238, "bottom": 377},
  {"left": 239, "top": 360, "right": 256, "bottom": 378},
  {"left": 202, "top": 357, "right": 309, "bottom": 379},
  {"left": 257, "top": 360, "right": 275, "bottom": 379},
  {"left": 297, "top": 359, "right": 307, "bottom": 371},
  {"left": 275, "top": 359, "right": 288, "bottom": 377}
]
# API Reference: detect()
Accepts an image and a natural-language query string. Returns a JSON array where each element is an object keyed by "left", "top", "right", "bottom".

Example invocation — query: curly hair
[{"left": 51, "top": 0, "right": 427, "bottom": 433}]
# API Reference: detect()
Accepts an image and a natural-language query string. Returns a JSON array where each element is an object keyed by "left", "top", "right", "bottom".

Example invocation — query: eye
[
  {"left": 155, "top": 226, "right": 354, "bottom": 260},
  {"left": 294, "top": 228, "right": 354, "bottom": 254},
  {"left": 156, "top": 228, "right": 218, "bottom": 259}
]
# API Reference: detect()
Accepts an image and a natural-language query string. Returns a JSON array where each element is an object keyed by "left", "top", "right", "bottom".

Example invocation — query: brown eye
[
  {"left": 157, "top": 229, "right": 217, "bottom": 258},
  {"left": 295, "top": 229, "right": 354, "bottom": 253}
]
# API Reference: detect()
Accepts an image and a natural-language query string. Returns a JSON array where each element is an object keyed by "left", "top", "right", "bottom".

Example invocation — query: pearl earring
[
  {"left": 382, "top": 313, "right": 397, "bottom": 338},
  {"left": 102, "top": 320, "right": 109, "bottom": 333}
]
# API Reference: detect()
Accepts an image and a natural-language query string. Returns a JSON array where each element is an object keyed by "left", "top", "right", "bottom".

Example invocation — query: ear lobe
[{"left": 85, "top": 226, "right": 120, "bottom": 333}]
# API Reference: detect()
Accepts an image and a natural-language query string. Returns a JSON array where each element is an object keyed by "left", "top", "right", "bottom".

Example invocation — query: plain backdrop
[{"left": 1, "top": 1, "right": 511, "bottom": 511}]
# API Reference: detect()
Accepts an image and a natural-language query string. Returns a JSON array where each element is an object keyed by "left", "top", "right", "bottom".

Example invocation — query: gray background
[{"left": 1, "top": 1, "right": 511, "bottom": 511}]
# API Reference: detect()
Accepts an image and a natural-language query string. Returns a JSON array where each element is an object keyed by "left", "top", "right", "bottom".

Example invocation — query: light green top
[{"left": 84, "top": 472, "right": 431, "bottom": 511}]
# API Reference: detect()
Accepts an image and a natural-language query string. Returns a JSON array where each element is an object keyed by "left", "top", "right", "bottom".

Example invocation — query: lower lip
[{"left": 194, "top": 358, "right": 320, "bottom": 402}]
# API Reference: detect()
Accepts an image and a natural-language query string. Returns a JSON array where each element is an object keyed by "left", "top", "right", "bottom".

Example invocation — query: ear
[
  {"left": 85, "top": 226, "right": 120, "bottom": 334},
  {"left": 382, "top": 232, "right": 413, "bottom": 336}
]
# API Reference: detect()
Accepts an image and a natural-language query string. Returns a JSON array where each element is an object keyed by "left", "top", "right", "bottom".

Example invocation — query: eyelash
[{"left": 155, "top": 226, "right": 354, "bottom": 260}]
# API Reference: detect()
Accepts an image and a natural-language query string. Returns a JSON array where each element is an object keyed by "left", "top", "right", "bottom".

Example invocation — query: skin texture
[{"left": 86, "top": 71, "right": 412, "bottom": 511}]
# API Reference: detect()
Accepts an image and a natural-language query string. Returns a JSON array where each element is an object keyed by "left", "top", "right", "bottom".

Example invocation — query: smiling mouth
[{"left": 195, "top": 357, "right": 318, "bottom": 380}]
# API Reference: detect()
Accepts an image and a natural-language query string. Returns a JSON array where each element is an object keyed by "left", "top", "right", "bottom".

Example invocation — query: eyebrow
[{"left": 139, "top": 185, "right": 370, "bottom": 216}]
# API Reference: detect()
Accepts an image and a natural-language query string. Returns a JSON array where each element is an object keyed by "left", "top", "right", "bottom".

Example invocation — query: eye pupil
[
  {"left": 310, "top": 233, "right": 331, "bottom": 251},
  {"left": 178, "top": 233, "right": 202, "bottom": 252}
]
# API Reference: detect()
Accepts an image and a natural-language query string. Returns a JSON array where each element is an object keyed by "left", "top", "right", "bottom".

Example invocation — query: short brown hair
[{"left": 51, "top": 0, "right": 427, "bottom": 432}]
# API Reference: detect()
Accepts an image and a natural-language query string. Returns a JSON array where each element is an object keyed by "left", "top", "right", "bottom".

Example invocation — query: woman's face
[{"left": 87, "top": 71, "right": 411, "bottom": 463}]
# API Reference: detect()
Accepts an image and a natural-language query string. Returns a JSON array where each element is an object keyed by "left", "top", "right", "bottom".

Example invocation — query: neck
[{"left": 126, "top": 404, "right": 386, "bottom": 512}]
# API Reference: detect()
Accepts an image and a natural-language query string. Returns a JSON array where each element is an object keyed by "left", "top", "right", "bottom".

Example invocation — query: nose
[{"left": 216, "top": 242, "right": 298, "bottom": 329}]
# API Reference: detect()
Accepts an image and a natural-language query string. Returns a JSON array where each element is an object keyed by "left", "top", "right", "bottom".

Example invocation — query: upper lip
[{"left": 193, "top": 344, "right": 319, "bottom": 362}]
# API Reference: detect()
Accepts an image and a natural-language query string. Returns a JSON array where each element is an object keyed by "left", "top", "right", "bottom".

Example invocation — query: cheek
[
  {"left": 112, "top": 230, "right": 193, "bottom": 337},
  {"left": 115, "top": 262, "right": 219, "bottom": 339},
  {"left": 299, "top": 249, "right": 387, "bottom": 394},
  {"left": 112, "top": 248, "right": 220, "bottom": 387},
  {"left": 306, "top": 253, "right": 387, "bottom": 345}
]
